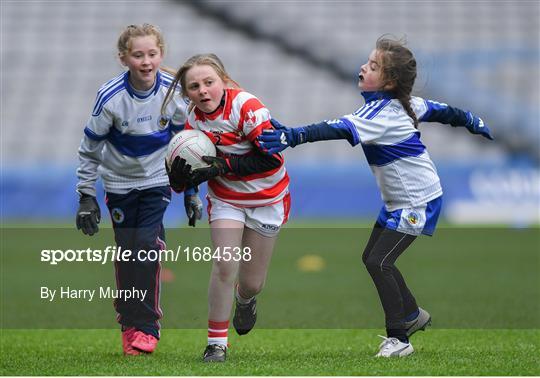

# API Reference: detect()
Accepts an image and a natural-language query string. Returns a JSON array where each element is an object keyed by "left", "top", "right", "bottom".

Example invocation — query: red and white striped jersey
[{"left": 185, "top": 88, "right": 289, "bottom": 207}]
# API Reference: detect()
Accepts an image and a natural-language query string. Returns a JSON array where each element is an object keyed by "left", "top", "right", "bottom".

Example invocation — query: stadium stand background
[{"left": 1, "top": 1, "right": 539, "bottom": 224}]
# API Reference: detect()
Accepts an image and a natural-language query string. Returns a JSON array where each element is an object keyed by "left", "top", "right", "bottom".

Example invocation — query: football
[{"left": 166, "top": 129, "right": 216, "bottom": 170}]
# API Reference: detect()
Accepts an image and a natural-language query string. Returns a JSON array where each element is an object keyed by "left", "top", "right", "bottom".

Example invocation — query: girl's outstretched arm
[
  {"left": 257, "top": 118, "right": 358, "bottom": 154},
  {"left": 416, "top": 99, "right": 494, "bottom": 140}
]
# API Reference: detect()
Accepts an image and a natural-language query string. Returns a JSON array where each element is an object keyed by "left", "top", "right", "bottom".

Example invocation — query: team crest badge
[
  {"left": 158, "top": 116, "right": 170, "bottom": 129},
  {"left": 406, "top": 211, "right": 419, "bottom": 225},
  {"left": 111, "top": 208, "right": 125, "bottom": 224},
  {"left": 244, "top": 110, "right": 256, "bottom": 128}
]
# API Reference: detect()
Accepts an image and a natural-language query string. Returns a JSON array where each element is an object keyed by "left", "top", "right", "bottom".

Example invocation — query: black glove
[
  {"left": 188, "top": 156, "right": 231, "bottom": 187},
  {"left": 76, "top": 194, "right": 101, "bottom": 236},
  {"left": 166, "top": 156, "right": 193, "bottom": 193},
  {"left": 184, "top": 192, "right": 203, "bottom": 227}
]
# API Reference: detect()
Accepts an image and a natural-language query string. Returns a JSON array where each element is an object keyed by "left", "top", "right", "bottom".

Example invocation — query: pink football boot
[
  {"left": 122, "top": 327, "right": 141, "bottom": 356},
  {"left": 131, "top": 330, "right": 158, "bottom": 353}
]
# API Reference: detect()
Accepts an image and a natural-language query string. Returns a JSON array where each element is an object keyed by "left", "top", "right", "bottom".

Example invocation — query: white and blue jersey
[
  {"left": 316, "top": 91, "right": 460, "bottom": 235},
  {"left": 77, "top": 70, "right": 188, "bottom": 196}
]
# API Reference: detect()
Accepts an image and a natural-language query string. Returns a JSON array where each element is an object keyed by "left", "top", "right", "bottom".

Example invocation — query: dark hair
[{"left": 376, "top": 36, "right": 418, "bottom": 128}]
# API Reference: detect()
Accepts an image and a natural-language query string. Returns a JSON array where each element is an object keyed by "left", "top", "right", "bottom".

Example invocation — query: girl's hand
[
  {"left": 188, "top": 156, "right": 231, "bottom": 186},
  {"left": 466, "top": 113, "right": 494, "bottom": 140},
  {"left": 257, "top": 119, "right": 304, "bottom": 154}
]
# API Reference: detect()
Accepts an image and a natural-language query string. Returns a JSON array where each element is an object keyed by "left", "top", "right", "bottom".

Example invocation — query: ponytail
[
  {"left": 398, "top": 96, "right": 418, "bottom": 129},
  {"left": 376, "top": 36, "right": 418, "bottom": 128}
]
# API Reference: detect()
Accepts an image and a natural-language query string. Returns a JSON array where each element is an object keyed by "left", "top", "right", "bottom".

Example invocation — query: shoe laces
[
  {"left": 134, "top": 331, "right": 156, "bottom": 344},
  {"left": 377, "top": 335, "right": 400, "bottom": 350},
  {"left": 237, "top": 299, "right": 256, "bottom": 316},
  {"left": 206, "top": 344, "right": 226, "bottom": 355}
]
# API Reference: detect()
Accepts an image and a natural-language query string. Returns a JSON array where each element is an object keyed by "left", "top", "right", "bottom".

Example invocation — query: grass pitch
[
  {"left": 1, "top": 329, "right": 539, "bottom": 376},
  {"left": 1, "top": 224, "right": 539, "bottom": 375}
]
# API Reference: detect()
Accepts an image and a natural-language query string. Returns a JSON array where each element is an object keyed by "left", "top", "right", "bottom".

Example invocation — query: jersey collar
[
  {"left": 124, "top": 70, "right": 161, "bottom": 99},
  {"left": 194, "top": 90, "right": 226, "bottom": 121},
  {"left": 361, "top": 91, "right": 395, "bottom": 103}
]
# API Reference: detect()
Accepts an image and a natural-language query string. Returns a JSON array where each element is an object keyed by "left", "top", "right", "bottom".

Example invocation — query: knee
[
  {"left": 363, "top": 257, "right": 378, "bottom": 272},
  {"left": 363, "top": 256, "right": 391, "bottom": 273},
  {"left": 239, "top": 281, "right": 264, "bottom": 298},
  {"left": 361, "top": 251, "right": 369, "bottom": 265},
  {"left": 212, "top": 262, "right": 237, "bottom": 285}
]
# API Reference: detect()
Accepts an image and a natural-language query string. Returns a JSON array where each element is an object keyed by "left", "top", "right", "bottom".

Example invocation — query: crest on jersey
[
  {"left": 244, "top": 110, "right": 256, "bottom": 128},
  {"left": 406, "top": 211, "right": 419, "bottom": 225},
  {"left": 158, "top": 115, "right": 170, "bottom": 130},
  {"left": 111, "top": 208, "right": 125, "bottom": 224}
]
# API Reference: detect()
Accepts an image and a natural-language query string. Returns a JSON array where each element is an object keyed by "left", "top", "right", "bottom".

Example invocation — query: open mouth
[{"left": 358, "top": 74, "right": 364, "bottom": 81}]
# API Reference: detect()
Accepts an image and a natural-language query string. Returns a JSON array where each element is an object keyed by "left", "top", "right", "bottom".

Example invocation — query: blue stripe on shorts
[{"left": 376, "top": 196, "right": 442, "bottom": 236}]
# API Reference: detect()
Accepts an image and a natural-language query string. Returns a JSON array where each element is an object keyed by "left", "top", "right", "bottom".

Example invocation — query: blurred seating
[{"left": 1, "top": 1, "right": 538, "bottom": 167}]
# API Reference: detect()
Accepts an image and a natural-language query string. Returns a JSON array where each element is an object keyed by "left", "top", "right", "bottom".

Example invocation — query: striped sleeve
[
  {"left": 91, "top": 73, "right": 125, "bottom": 117},
  {"left": 341, "top": 99, "right": 392, "bottom": 143},
  {"left": 235, "top": 93, "right": 272, "bottom": 141},
  {"left": 413, "top": 97, "right": 471, "bottom": 126},
  {"left": 85, "top": 107, "right": 113, "bottom": 140}
]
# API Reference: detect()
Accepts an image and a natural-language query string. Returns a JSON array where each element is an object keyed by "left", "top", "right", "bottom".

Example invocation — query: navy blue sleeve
[
  {"left": 228, "top": 150, "right": 282, "bottom": 176},
  {"left": 420, "top": 100, "right": 471, "bottom": 126},
  {"left": 169, "top": 122, "right": 185, "bottom": 133},
  {"left": 302, "top": 120, "right": 358, "bottom": 146},
  {"left": 184, "top": 187, "right": 197, "bottom": 195}
]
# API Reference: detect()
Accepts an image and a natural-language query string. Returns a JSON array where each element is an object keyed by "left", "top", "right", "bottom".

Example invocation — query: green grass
[
  {"left": 1, "top": 329, "right": 539, "bottom": 376},
  {"left": 2, "top": 227, "right": 538, "bottom": 329},
  {"left": 1, "top": 224, "right": 539, "bottom": 375}
]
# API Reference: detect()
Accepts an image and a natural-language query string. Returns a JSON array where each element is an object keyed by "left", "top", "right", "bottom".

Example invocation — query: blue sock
[
  {"left": 404, "top": 309, "right": 420, "bottom": 322},
  {"left": 387, "top": 329, "right": 409, "bottom": 344}
]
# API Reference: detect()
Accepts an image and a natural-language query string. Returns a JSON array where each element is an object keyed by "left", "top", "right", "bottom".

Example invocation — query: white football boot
[
  {"left": 405, "top": 307, "right": 431, "bottom": 337},
  {"left": 375, "top": 335, "right": 414, "bottom": 357}
]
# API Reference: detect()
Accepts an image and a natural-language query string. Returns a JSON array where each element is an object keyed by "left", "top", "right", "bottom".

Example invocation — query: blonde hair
[
  {"left": 161, "top": 53, "right": 240, "bottom": 115},
  {"left": 117, "top": 23, "right": 166, "bottom": 58}
]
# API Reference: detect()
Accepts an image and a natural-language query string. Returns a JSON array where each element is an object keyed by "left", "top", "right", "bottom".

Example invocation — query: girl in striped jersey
[
  {"left": 258, "top": 37, "right": 493, "bottom": 358},
  {"left": 162, "top": 54, "right": 290, "bottom": 362},
  {"left": 76, "top": 24, "right": 202, "bottom": 356}
]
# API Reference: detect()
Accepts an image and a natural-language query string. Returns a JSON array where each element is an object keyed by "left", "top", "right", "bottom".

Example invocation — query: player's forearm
[
  {"left": 76, "top": 137, "right": 103, "bottom": 197},
  {"left": 76, "top": 173, "right": 98, "bottom": 197},
  {"left": 228, "top": 151, "right": 282, "bottom": 176},
  {"left": 419, "top": 100, "right": 493, "bottom": 139},
  {"left": 421, "top": 101, "right": 470, "bottom": 126},
  {"left": 298, "top": 120, "right": 358, "bottom": 146},
  {"left": 76, "top": 160, "right": 99, "bottom": 197}
]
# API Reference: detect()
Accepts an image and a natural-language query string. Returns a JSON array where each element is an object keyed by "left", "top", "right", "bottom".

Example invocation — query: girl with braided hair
[{"left": 258, "top": 36, "right": 493, "bottom": 357}]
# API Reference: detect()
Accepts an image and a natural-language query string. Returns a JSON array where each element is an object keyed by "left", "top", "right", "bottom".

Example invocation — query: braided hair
[{"left": 376, "top": 37, "right": 418, "bottom": 128}]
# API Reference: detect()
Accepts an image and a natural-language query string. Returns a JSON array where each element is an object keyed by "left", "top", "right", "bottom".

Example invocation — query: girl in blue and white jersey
[
  {"left": 75, "top": 24, "right": 200, "bottom": 355},
  {"left": 258, "top": 36, "right": 493, "bottom": 358}
]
